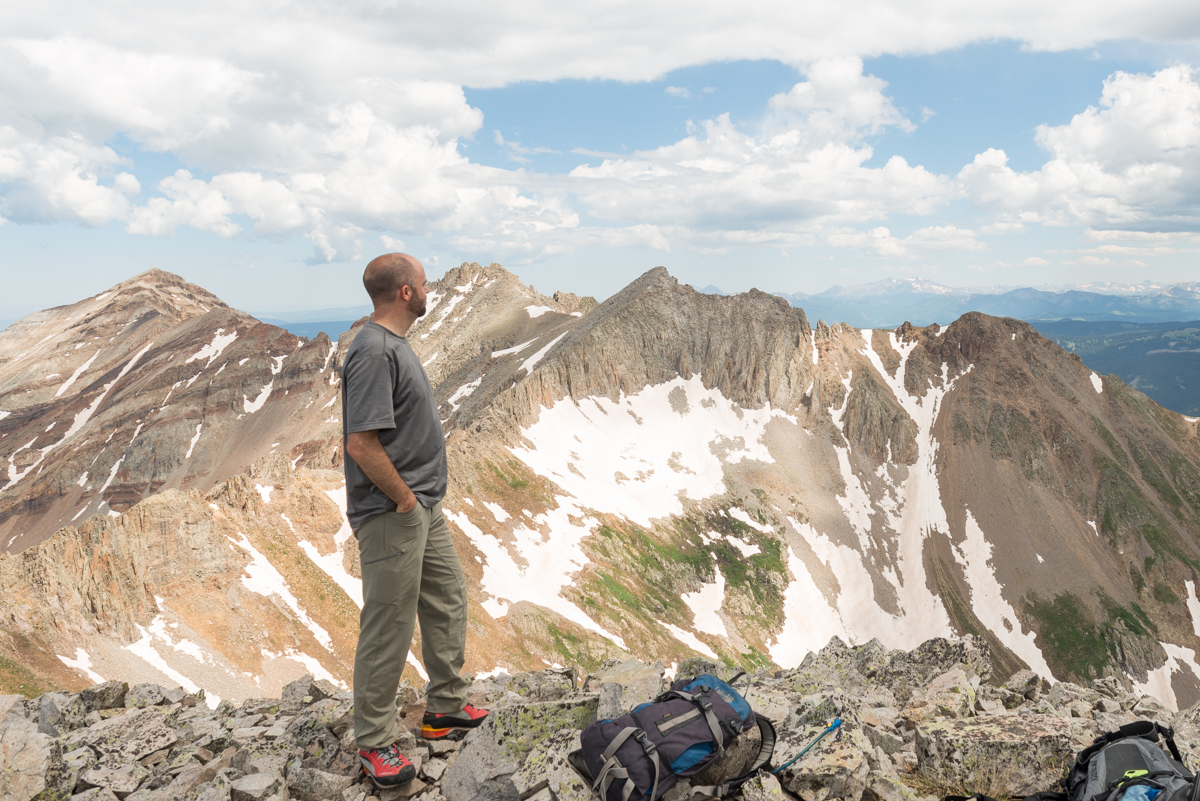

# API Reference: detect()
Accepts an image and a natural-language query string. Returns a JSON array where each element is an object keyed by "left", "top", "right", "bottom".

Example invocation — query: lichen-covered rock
[
  {"left": 287, "top": 766, "right": 356, "bottom": 800},
  {"left": 38, "top": 691, "right": 87, "bottom": 737},
  {"left": 915, "top": 714, "right": 1074, "bottom": 797},
  {"left": 739, "top": 771, "right": 786, "bottom": 801},
  {"left": 587, "top": 658, "right": 664, "bottom": 709},
  {"left": 80, "top": 762, "right": 152, "bottom": 796},
  {"left": 78, "top": 707, "right": 179, "bottom": 763},
  {"left": 125, "top": 684, "right": 167, "bottom": 709},
  {"left": 230, "top": 771, "right": 284, "bottom": 801},
  {"left": 283, "top": 698, "right": 353, "bottom": 744},
  {"left": 1, "top": 694, "right": 72, "bottom": 801},
  {"left": 80, "top": 681, "right": 129, "bottom": 713},
  {"left": 903, "top": 667, "right": 977, "bottom": 726},
  {"left": 779, "top": 725, "right": 872, "bottom": 801},
  {"left": 510, "top": 729, "right": 591, "bottom": 801},
  {"left": 441, "top": 697, "right": 598, "bottom": 801}
]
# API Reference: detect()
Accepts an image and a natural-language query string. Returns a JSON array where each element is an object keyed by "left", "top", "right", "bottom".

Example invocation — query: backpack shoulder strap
[{"left": 686, "top": 717, "right": 778, "bottom": 800}]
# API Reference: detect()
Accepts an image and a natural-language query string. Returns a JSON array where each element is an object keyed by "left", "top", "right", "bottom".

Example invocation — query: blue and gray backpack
[{"left": 570, "top": 672, "right": 776, "bottom": 800}]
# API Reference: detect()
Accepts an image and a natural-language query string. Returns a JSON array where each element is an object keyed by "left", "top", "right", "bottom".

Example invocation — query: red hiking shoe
[
  {"left": 358, "top": 741, "right": 416, "bottom": 787},
  {"left": 421, "top": 703, "right": 489, "bottom": 739}
]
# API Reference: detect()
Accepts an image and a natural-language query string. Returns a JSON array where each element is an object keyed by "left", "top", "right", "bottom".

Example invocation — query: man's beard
[{"left": 408, "top": 293, "right": 427, "bottom": 318}]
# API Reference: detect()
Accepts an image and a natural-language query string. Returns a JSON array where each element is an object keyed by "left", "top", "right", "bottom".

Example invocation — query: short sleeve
[{"left": 343, "top": 351, "right": 396, "bottom": 433}]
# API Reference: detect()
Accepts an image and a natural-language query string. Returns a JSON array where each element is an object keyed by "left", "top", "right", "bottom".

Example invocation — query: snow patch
[
  {"left": 1132, "top": 643, "right": 1200, "bottom": 713},
  {"left": 446, "top": 377, "right": 482, "bottom": 413},
  {"left": 519, "top": 332, "right": 568, "bottom": 374},
  {"left": 56, "top": 349, "right": 101, "bottom": 397},
  {"left": 407, "top": 652, "right": 428, "bottom": 681},
  {"left": 729, "top": 538, "right": 761, "bottom": 558},
  {"left": 525, "top": 305, "right": 555, "bottom": 318},
  {"left": 185, "top": 424, "right": 203, "bottom": 459},
  {"left": 58, "top": 648, "right": 105, "bottom": 684},
  {"left": 244, "top": 381, "right": 274, "bottom": 413},
  {"left": 98, "top": 457, "right": 124, "bottom": 495},
  {"left": 423, "top": 352, "right": 438, "bottom": 367},
  {"left": 659, "top": 621, "right": 717, "bottom": 659},
  {"left": 681, "top": 570, "right": 728, "bottom": 638},
  {"left": 510, "top": 375, "right": 789, "bottom": 528},
  {"left": 229, "top": 531, "right": 333, "bottom": 649},
  {"left": 493, "top": 338, "right": 538, "bottom": 358},
  {"left": 953, "top": 511, "right": 1054, "bottom": 678},
  {"left": 118, "top": 341, "right": 155, "bottom": 380},
  {"left": 483, "top": 502, "right": 511, "bottom": 522},
  {"left": 1186, "top": 581, "right": 1200, "bottom": 638},
  {"left": 187, "top": 329, "right": 238, "bottom": 368},
  {"left": 447, "top": 507, "right": 626, "bottom": 651},
  {"left": 1090, "top": 372, "right": 1103, "bottom": 394},
  {"left": 270, "top": 355, "right": 287, "bottom": 375},
  {"left": 292, "top": 490, "right": 363, "bottom": 608},
  {"left": 728, "top": 508, "right": 771, "bottom": 533},
  {"left": 255, "top": 484, "right": 274, "bottom": 504}
]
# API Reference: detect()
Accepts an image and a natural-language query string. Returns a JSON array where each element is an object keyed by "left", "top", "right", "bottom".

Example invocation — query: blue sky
[{"left": 2, "top": 3, "right": 1200, "bottom": 322}]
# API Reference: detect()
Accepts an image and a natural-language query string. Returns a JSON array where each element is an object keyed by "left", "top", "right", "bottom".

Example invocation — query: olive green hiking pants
[{"left": 352, "top": 501, "right": 470, "bottom": 749}]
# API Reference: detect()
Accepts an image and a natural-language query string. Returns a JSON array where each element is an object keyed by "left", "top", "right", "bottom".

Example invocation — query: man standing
[{"left": 342, "top": 253, "right": 487, "bottom": 788}]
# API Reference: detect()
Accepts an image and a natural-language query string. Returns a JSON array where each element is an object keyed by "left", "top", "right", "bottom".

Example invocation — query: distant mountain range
[{"left": 702, "top": 278, "right": 1200, "bottom": 328}]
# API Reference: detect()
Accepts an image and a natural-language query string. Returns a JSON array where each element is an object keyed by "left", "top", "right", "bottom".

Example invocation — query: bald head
[{"left": 363, "top": 253, "right": 423, "bottom": 304}]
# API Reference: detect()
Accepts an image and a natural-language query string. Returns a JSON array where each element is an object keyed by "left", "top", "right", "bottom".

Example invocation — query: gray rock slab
[
  {"left": 740, "top": 771, "right": 787, "bottom": 801},
  {"left": 914, "top": 714, "right": 1074, "bottom": 797},
  {"left": 230, "top": 772, "right": 283, "bottom": 801},
  {"left": 510, "top": 729, "right": 589, "bottom": 801},
  {"left": 2, "top": 695, "right": 71, "bottom": 801},
  {"left": 39, "top": 691, "right": 88, "bottom": 737},
  {"left": 126, "top": 684, "right": 167, "bottom": 709},
  {"left": 589, "top": 658, "right": 664, "bottom": 709},
  {"left": 70, "top": 789, "right": 122, "bottom": 801},
  {"left": 82, "top": 762, "right": 151, "bottom": 796},
  {"left": 79, "top": 707, "right": 179, "bottom": 763},
  {"left": 442, "top": 697, "right": 598, "bottom": 801},
  {"left": 287, "top": 766, "right": 356, "bottom": 801},
  {"left": 80, "top": 681, "right": 129, "bottom": 713}
]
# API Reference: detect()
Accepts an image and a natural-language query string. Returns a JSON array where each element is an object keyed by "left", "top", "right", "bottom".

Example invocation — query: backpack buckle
[{"left": 633, "top": 729, "right": 657, "bottom": 755}]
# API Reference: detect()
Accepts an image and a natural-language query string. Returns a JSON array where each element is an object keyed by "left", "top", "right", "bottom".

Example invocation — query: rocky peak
[
  {"left": 0, "top": 271, "right": 343, "bottom": 552},
  {"left": 5, "top": 636, "right": 1200, "bottom": 801}
]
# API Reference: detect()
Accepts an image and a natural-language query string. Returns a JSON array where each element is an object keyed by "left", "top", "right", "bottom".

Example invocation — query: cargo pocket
[{"left": 360, "top": 510, "right": 422, "bottom": 605}]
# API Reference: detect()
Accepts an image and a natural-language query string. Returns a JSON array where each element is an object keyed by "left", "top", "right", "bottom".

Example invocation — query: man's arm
[{"left": 345, "top": 430, "right": 418, "bottom": 513}]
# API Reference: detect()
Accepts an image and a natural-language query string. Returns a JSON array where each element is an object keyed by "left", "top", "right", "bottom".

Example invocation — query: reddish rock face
[{"left": 0, "top": 270, "right": 342, "bottom": 552}]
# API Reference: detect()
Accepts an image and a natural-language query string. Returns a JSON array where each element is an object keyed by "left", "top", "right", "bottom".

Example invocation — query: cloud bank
[{"left": 3, "top": 1, "right": 1200, "bottom": 265}]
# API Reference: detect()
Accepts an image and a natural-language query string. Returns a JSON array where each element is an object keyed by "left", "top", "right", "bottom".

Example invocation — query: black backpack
[
  {"left": 949, "top": 720, "right": 1197, "bottom": 801},
  {"left": 570, "top": 673, "right": 776, "bottom": 801}
]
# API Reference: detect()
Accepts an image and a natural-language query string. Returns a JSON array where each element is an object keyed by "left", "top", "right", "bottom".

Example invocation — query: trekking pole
[{"left": 770, "top": 718, "right": 842, "bottom": 775}]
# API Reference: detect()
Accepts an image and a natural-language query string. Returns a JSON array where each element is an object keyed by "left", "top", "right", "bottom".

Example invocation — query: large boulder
[
  {"left": 587, "top": 659, "right": 664, "bottom": 712},
  {"left": 441, "top": 697, "right": 598, "bottom": 801},
  {"left": 77, "top": 707, "right": 179, "bottom": 763},
  {"left": 778, "top": 724, "right": 873, "bottom": 801},
  {"left": 1, "top": 694, "right": 72, "bottom": 801},
  {"left": 510, "top": 729, "right": 591, "bottom": 801},
  {"left": 80, "top": 681, "right": 129, "bottom": 713},
  {"left": 914, "top": 714, "right": 1074, "bottom": 797},
  {"left": 38, "top": 692, "right": 88, "bottom": 737}
]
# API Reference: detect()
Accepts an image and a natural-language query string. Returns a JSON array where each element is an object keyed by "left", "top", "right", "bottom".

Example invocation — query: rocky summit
[
  {"left": 5, "top": 635, "right": 1200, "bottom": 801},
  {"left": 2, "top": 263, "right": 1200, "bottom": 726}
]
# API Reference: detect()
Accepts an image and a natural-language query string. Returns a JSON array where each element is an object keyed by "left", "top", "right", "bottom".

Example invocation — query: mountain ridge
[{"left": 1, "top": 264, "right": 1199, "bottom": 717}]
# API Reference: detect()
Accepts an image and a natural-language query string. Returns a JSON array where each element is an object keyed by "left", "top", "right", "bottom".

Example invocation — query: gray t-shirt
[{"left": 341, "top": 322, "right": 447, "bottom": 529}]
